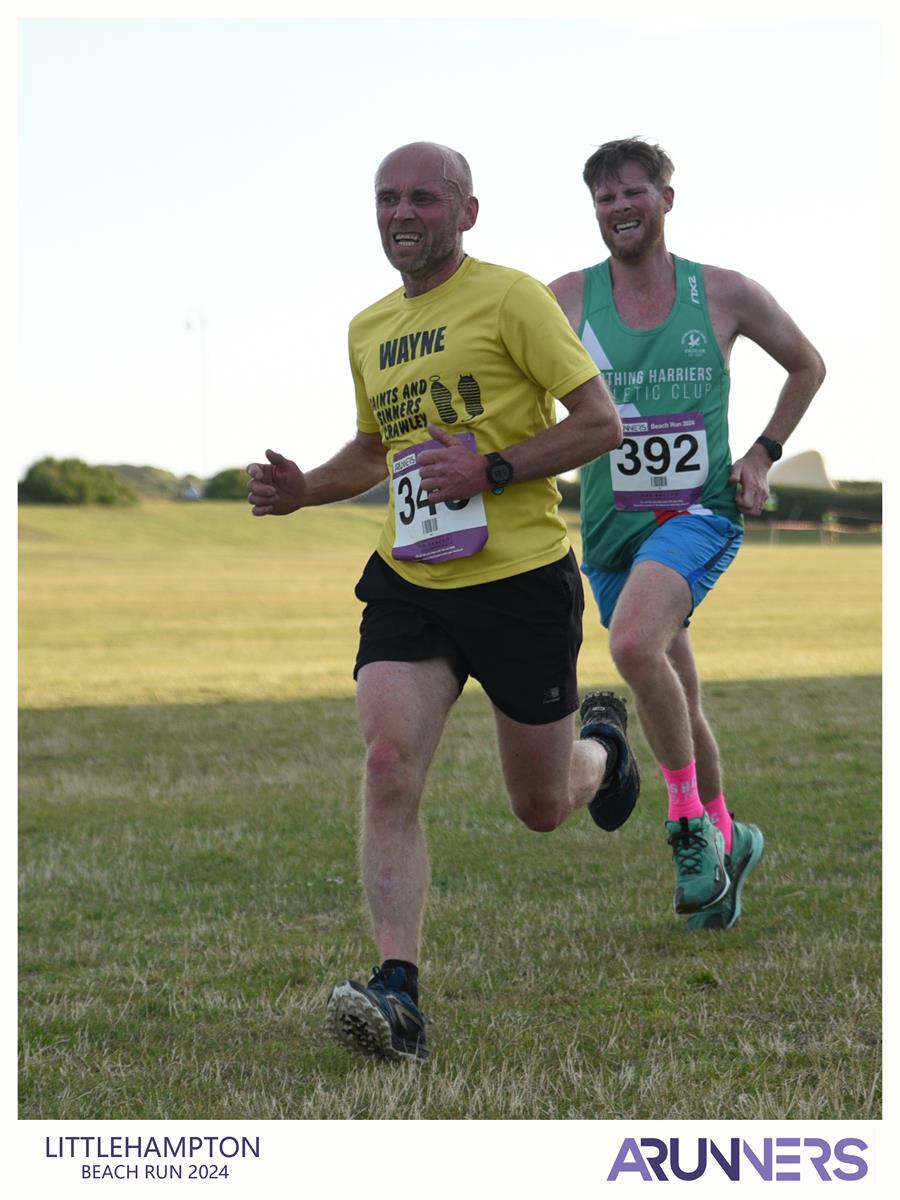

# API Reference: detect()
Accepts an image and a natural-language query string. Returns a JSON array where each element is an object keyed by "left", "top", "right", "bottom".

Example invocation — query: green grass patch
[
  {"left": 19, "top": 502, "right": 880, "bottom": 708},
  {"left": 19, "top": 504, "right": 881, "bottom": 1119}
]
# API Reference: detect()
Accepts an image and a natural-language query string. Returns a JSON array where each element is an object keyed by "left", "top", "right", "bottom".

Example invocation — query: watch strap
[{"left": 754, "top": 435, "right": 783, "bottom": 462}]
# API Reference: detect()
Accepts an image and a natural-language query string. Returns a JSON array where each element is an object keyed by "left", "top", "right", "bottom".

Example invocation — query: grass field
[{"left": 18, "top": 502, "right": 882, "bottom": 1119}]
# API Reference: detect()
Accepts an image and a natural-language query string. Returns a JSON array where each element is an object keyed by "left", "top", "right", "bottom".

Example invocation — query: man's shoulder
[
  {"left": 548, "top": 267, "right": 586, "bottom": 306},
  {"left": 465, "top": 257, "right": 549, "bottom": 296},
  {"left": 349, "top": 284, "right": 405, "bottom": 330},
  {"left": 348, "top": 258, "right": 539, "bottom": 328},
  {"left": 697, "top": 262, "right": 777, "bottom": 330},
  {"left": 698, "top": 262, "right": 753, "bottom": 306},
  {"left": 547, "top": 265, "right": 601, "bottom": 331}
]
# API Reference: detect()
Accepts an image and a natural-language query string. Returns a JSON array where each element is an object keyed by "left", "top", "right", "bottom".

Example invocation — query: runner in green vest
[{"left": 550, "top": 137, "right": 826, "bottom": 929}]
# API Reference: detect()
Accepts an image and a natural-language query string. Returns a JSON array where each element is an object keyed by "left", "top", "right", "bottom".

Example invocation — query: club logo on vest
[{"left": 681, "top": 329, "right": 708, "bottom": 358}]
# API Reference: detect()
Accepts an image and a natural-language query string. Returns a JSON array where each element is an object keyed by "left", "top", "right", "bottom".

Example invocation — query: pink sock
[
  {"left": 661, "top": 761, "right": 704, "bottom": 822},
  {"left": 704, "top": 794, "right": 733, "bottom": 854}
]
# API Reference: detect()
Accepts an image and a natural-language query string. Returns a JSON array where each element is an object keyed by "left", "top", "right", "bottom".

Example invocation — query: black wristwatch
[
  {"left": 485, "top": 452, "right": 514, "bottom": 493},
  {"left": 754, "top": 435, "right": 783, "bottom": 463}
]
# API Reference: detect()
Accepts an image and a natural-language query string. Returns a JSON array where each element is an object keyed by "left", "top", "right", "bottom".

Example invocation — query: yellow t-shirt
[{"left": 350, "top": 256, "right": 599, "bottom": 587}]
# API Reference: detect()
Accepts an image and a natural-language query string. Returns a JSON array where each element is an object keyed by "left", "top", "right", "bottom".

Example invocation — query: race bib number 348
[
  {"left": 611, "top": 412, "right": 709, "bottom": 511},
  {"left": 391, "top": 433, "right": 488, "bottom": 563}
]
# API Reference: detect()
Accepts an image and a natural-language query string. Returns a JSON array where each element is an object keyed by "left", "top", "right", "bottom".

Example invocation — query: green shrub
[
  {"left": 18, "top": 458, "right": 138, "bottom": 506},
  {"left": 202, "top": 468, "right": 249, "bottom": 500}
]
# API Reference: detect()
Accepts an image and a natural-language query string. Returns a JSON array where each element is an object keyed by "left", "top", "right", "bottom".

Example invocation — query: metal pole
[{"left": 184, "top": 310, "right": 208, "bottom": 481}]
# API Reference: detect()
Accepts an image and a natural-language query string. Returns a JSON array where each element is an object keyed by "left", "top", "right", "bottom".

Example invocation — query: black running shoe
[
  {"left": 579, "top": 691, "right": 641, "bottom": 831},
  {"left": 325, "top": 964, "right": 427, "bottom": 1062}
]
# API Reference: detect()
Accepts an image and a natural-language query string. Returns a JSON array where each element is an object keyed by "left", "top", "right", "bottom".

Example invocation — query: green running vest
[{"left": 579, "top": 254, "right": 740, "bottom": 572}]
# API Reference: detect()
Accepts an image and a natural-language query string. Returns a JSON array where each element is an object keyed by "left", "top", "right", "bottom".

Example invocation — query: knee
[
  {"left": 609, "top": 625, "right": 658, "bottom": 682},
  {"left": 510, "top": 793, "right": 565, "bottom": 833},
  {"left": 365, "top": 736, "right": 406, "bottom": 783},
  {"left": 363, "top": 738, "right": 421, "bottom": 815}
]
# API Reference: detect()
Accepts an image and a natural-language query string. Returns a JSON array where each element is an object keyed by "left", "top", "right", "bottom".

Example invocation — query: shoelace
[
  {"left": 583, "top": 693, "right": 619, "bottom": 721},
  {"left": 667, "top": 820, "right": 710, "bottom": 876},
  {"left": 367, "top": 966, "right": 389, "bottom": 992},
  {"left": 367, "top": 965, "right": 409, "bottom": 994}
]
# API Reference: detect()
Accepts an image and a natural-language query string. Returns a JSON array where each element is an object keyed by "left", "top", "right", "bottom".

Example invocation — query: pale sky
[{"left": 16, "top": 10, "right": 889, "bottom": 482}]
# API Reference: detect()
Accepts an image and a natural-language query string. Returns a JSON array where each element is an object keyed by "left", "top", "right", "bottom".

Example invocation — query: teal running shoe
[
  {"left": 666, "top": 813, "right": 729, "bottom": 914},
  {"left": 688, "top": 817, "right": 764, "bottom": 931}
]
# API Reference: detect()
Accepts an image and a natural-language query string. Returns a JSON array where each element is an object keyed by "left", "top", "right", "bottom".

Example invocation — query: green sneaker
[
  {"left": 687, "top": 818, "right": 764, "bottom": 931},
  {"left": 666, "top": 813, "right": 729, "bottom": 914}
]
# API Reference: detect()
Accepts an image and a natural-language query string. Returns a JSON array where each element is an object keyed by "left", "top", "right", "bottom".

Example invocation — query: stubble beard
[
  {"left": 602, "top": 210, "right": 664, "bottom": 265},
  {"left": 384, "top": 229, "right": 461, "bottom": 283}
]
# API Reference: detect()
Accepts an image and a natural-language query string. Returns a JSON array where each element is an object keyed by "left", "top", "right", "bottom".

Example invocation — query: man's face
[
  {"left": 592, "top": 161, "right": 672, "bottom": 263},
  {"left": 375, "top": 147, "right": 475, "bottom": 284}
]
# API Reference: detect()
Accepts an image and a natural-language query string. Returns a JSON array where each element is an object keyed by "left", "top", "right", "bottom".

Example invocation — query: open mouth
[
  {"left": 392, "top": 233, "right": 422, "bottom": 244},
  {"left": 613, "top": 220, "right": 640, "bottom": 233}
]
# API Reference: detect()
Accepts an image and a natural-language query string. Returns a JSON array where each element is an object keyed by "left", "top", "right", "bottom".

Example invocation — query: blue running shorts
[{"left": 582, "top": 513, "right": 744, "bottom": 629}]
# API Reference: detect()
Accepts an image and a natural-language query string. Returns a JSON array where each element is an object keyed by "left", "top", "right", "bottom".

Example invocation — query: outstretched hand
[
  {"left": 246, "top": 449, "right": 307, "bottom": 516},
  {"left": 417, "top": 424, "right": 486, "bottom": 502}
]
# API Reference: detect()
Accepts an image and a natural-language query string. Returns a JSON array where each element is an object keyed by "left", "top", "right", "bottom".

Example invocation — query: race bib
[
  {"left": 391, "top": 433, "right": 488, "bottom": 563},
  {"left": 611, "top": 412, "right": 709, "bottom": 511}
]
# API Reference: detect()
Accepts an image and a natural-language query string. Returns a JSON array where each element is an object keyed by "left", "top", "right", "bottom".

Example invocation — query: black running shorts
[{"left": 353, "top": 549, "right": 584, "bottom": 725}]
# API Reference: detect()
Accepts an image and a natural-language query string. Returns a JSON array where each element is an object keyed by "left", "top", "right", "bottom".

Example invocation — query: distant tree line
[
  {"left": 17, "top": 457, "right": 882, "bottom": 525},
  {"left": 19, "top": 458, "right": 205, "bottom": 505},
  {"left": 202, "top": 468, "right": 249, "bottom": 500},
  {"left": 18, "top": 458, "right": 139, "bottom": 506}
]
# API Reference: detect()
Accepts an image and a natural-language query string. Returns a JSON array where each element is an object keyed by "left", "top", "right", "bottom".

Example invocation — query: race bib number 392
[
  {"left": 391, "top": 433, "right": 488, "bottom": 563},
  {"left": 611, "top": 412, "right": 709, "bottom": 511}
]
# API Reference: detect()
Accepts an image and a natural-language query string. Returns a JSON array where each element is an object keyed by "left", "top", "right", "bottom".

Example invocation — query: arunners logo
[
  {"left": 687, "top": 273, "right": 700, "bottom": 304},
  {"left": 607, "top": 1137, "right": 869, "bottom": 1182},
  {"left": 379, "top": 326, "right": 447, "bottom": 369},
  {"left": 681, "top": 329, "right": 708, "bottom": 358}
]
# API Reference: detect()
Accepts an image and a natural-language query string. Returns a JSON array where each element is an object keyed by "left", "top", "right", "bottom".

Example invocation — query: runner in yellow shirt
[{"left": 247, "top": 141, "right": 639, "bottom": 1061}]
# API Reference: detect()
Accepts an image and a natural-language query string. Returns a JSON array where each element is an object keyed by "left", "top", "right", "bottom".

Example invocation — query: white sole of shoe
[{"left": 325, "top": 982, "right": 411, "bottom": 1061}]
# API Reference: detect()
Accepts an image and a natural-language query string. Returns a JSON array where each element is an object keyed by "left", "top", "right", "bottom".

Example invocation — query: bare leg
[
  {"left": 666, "top": 627, "right": 724, "bottom": 801},
  {"left": 356, "top": 658, "right": 459, "bottom": 963},
  {"left": 492, "top": 707, "right": 608, "bottom": 832},
  {"left": 607, "top": 561, "right": 694, "bottom": 769},
  {"left": 606, "top": 562, "right": 730, "bottom": 912}
]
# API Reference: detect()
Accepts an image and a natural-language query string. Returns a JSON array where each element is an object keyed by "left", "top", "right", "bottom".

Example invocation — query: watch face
[
  {"left": 758, "top": 436, "right": 782, "bottom": 461},
  {"left": 488, "top": 460, "right": 513, "bottom": 485}
]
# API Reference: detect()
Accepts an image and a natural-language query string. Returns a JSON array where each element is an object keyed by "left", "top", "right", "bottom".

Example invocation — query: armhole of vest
[
  {"left": 578, "top": 267, "right": 591, "bottom": 337},
  {"left": 580, "top": 262, "right": 606, "bottom": 338}
]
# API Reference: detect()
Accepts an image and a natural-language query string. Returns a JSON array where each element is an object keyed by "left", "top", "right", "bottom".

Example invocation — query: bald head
[
  {"left": 376, "top": 142, "right": 474, "bottom": 201},
  {"left": 374, "top": 141, "right": 479, "bottom": 294}
]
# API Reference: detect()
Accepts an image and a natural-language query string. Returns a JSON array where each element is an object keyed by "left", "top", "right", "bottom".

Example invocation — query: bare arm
[
  {"left": 417, "top": 374, "right": 622, "bottom": 502},
  {"left": 247, "top": 431, "right": 388, "bottom": 516},
  {"left": 707, "top": 267, "right": 826, "bottom": 516},
  {"left": 548, "top": 271, "right": 586, "bottom": 331},
  {"left": 499, "top": 373, "right": 622, "bottom": 479}
]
